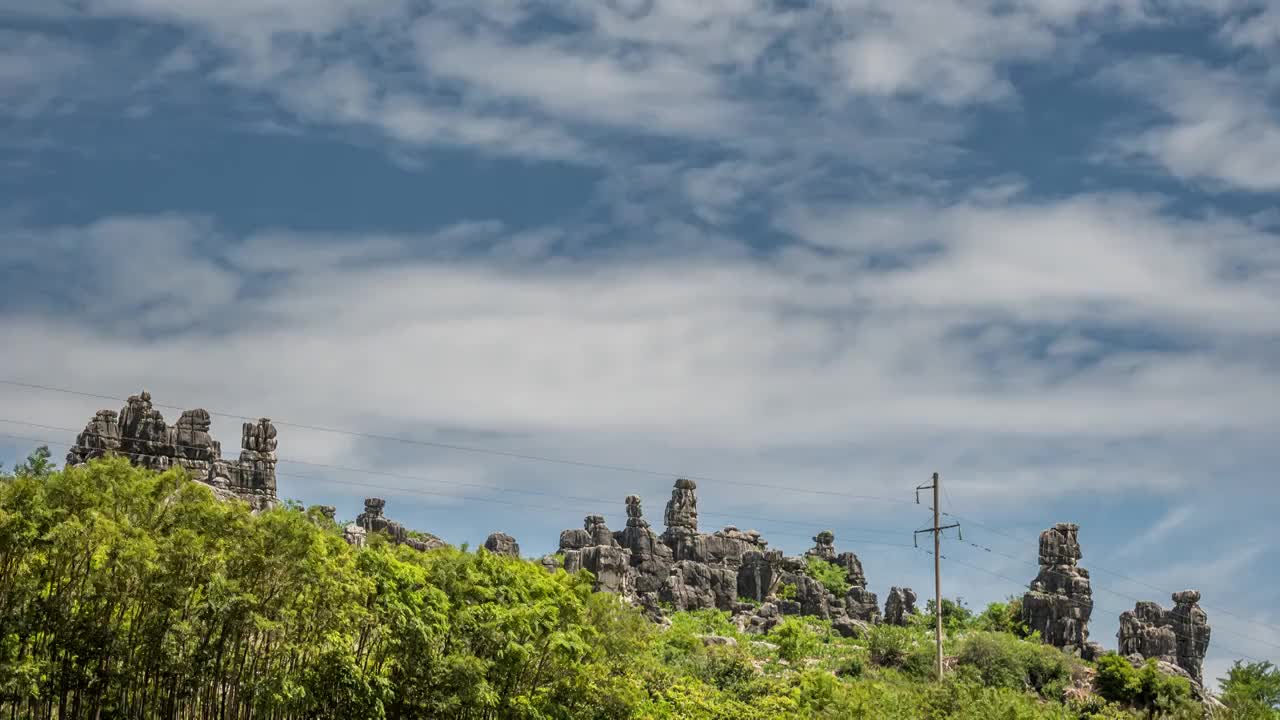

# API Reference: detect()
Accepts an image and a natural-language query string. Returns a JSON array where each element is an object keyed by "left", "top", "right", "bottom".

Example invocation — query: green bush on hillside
[{"left": 803, "top": 556, "right": 850, "bottom": 596}]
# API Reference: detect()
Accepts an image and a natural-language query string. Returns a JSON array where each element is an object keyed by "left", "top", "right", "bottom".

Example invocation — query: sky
[{"left": 1, "top": 0, "right": 1278, "bottom": 686}]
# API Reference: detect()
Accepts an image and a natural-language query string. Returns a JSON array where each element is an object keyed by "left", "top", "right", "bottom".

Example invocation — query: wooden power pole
[{"left": 915, "top": 472, "right": 960, "bottom": 682}]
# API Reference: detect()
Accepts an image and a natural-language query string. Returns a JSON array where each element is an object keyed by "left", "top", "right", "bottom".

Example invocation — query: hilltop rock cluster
[
  {"left": 66, "top": 391, "right": 279, "bottom": 511},
  {"left": 1118, "top": 591, "right": 1211, "bottom": 685},
  {"left": 62, "top": 398, "right": 1218, "bottom": 676},
  {"left": 346, "top": 497, "right": 447, "bottom": 551},
  {"left": 544, "top": 479, "right": 914, "bottom": 635},
  {"left": 1022, "top": 522, "right": 1104, "bottom": 659},
  {"left": 1019, "top": 523, "right": 1213, "bottom": 691}
]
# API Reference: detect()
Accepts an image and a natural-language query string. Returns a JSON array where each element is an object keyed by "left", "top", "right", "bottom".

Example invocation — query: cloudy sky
[{"left": 1, "top": 0, "right": 1278, "bottom": 684}]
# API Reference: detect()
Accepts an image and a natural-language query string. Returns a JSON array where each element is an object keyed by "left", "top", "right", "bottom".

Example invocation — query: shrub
[
  {"left": 867, "top": 624, "right": 916, "bottom": 668},
  {"left": 956, "top": 631, "right": 1074, "bottom": 696},
  {"left": 976, "top": 597, "right": 1032, "bottom": 638},
  {"left": 804, "top": 556, "right": 850, "bottom": 596},
  {"left": 1094, "top": 654, "right": 1198, "bottom": 716},
  {"left": 770, "top": 617, "right": 821, "bottom": 664}
]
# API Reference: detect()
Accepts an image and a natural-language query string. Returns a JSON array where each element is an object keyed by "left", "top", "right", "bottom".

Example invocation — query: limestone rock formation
[
  {"left": 67, "top": 391, "right": 278, "bottom": 510},
  {"left": 884, "top": 587, "right": 918, "bottom": 626},
  {"left": 1022, "top": 523, "right": 1095, "bottom": 655},
  {"left": 737, "top": 550, "right": 781, "bottom": 603},
  {"left": 343, "top": 523, "right": 367, "bottom": 547},
  {"left": 355, "top": 498, "right": 446, "bottom": 552},
  {"left": 845, "top": 587, "right": 881, "bottom": 624},
  {"left": 805, "top": 531, "right": 838, "bottom": 562},
  {"left": 484, "top": 532, "right": 520, "bottom": 557},
  {"left": 546, "top": 480, "right": 906, "bottom": 633},
  {"left": 1118, "top": 591, "right": 1210, "bottom": 684}
]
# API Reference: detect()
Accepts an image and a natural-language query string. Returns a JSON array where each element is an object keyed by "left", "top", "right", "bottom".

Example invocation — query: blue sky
[{"left": 1, "top": 0, "right": 1278, "bottom": 684}]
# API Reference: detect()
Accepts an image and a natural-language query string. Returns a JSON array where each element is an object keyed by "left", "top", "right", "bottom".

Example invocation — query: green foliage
[
  {"left": 770, "top": 617, "right": 820, "bottom": 664},
  {"left": 1, "top": 453, "right": 1258, "bottom": 720},
  {"left": 803, "top": 556, "right": 850, "bottom": 596},
  {"left": 1220, "top": 660, "right": 1280, "bottom": 718},
  {"left": 1094, "top": 654, "right": 1199, "bottom": 717},
  {"left": 976, "top": 596, "right": 1032, "bottom": 638},
  {"left": 10, "top": 445, "right": 54, "bottom": 478},
  {"left": 914, "top": 596, "right": 977, "bottom": 634},
  {"left": 867, "top": 623, "right": 916, "bottom": 668},
  {"left": 777, "top": 580, "right": 798, "bottom": 600},
  {"left": 956, "top": 631, "right": 1075, "bottom": 696}
]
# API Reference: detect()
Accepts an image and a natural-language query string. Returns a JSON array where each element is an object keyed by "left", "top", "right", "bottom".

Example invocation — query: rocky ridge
[
  {"left": 67, "top": 391, "right": 279, "bottom": 511},
  {"left": 61, "top": 398, "right": 1216, "bottom": 677}
]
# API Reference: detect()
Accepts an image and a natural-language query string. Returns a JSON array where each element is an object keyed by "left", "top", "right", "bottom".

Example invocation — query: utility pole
[{"left": 915, "top": 472, "right": 960, "bottom": 682}]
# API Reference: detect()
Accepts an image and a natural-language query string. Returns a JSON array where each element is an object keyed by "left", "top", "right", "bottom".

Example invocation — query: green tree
[{"left": 1220, "top": 660, "right": 1280, "bottom": 718}]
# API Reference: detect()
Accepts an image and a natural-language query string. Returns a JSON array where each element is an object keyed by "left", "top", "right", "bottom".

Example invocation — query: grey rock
[
  {"left": 700, "top": 635, "right": 738, "bottom": 648},
  {"left": 664, "top": 477, "right": 699, "bottom": 532},
  {"left": 782, "top": 573, "right": 831, "bottom": 619},
  {"left": 832, "top": 616, "right": 871, "bottom": 639},
  {"left": 836, "top": 551, "right": 867, "bottom": 589},
  {"left": 579, "top": 545, "right": 632, "bottom": 594},
  {"left": 1118, "top": 591, "right": 1210, "bottom": 685},
  {"left": 66, "top": 391, "right": 279, "bottom": 511},
  {"left": 484, "top": 532, "right": 520, "bottom": 557},
  {"left": 355, "top": 497, "right": 446, "bottom": 551},
  {"left": 342, "top": 522, "right": 367, "bottom": 547},
  {"left": 661, "top": 560, "right": 736, "bottom": 611},
  {"left": 846, "top": 586, "right": 881, "bottom": 624},
  {"left": 737, "top": 550, "right": 782, "bottom": 603},
  {"left": 804, "top": 530, "right": 837, "bottom": 562},
  {"left": 1022, "top": 523, "right": 1095, "bottom": 654},
  {"left": 559, "top": 528, "right": 592, "bottom": 552},
  {"left": 316, "top": 505, "right": 337, "bottom": 520},
  {"left": 884, "top": 586, "right": 918, "bottom": 626},
  {"left": 585, "top": 515, "right": 618, "bottom": 547}
]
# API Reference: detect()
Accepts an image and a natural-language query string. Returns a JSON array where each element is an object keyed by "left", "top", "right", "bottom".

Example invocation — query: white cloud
[
  {"left": 2, "top": 196, "right": 1278, "bottom": 513},
  {"left": 1102, "top": 57, "right": 1280, "bottom": 192}
]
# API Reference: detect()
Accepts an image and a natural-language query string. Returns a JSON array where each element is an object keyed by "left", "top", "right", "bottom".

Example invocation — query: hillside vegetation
[{"left": 1, "top": 451, "right": 1276, "bottom": 719}]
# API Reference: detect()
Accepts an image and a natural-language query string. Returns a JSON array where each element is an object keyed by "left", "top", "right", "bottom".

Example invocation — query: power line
[
  {"left": 3, "top": 428, "right": 1273, "bottom": 662},
  {"left": 948, "top": 538, "right": 1280, "bottom": 654},
  {"left": 0, "top": 430, "right": 918, "bottom": 552},
  {"left": 922, "top": 547, "right": 1269, "bottom": 665},
  {"left": 0, "top": 379, "right": 918, "bottom": 506},
  {"left": 940, "top": 502, "right": 1280, "bottom": 636},
  {"left": 0, "top": 417, "right": 910, "bottom": 541}
]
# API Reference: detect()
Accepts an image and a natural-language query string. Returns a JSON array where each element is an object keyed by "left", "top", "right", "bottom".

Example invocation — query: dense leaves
[{"left": 0, "top": 457, "right": 1252, "bottom": 719}]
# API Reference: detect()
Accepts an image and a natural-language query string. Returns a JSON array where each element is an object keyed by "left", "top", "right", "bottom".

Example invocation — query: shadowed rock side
[
  {"left": 1022, "top": 523, "right": 1103, "bottom": 659},
  {"left": 1119, "top": 591, "right": 1211, "bottom": 685},
  {"left": 67, "top": 391, "right": 279, "bottom": 511}
]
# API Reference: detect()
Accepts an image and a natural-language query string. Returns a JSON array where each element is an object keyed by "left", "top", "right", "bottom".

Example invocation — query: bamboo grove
[{"left": 0, "top": 453, "right": 652, "bottom": 719}]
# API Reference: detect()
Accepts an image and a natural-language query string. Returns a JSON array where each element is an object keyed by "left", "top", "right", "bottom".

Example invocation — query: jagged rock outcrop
[
  {"left": 845, "top": 587, "right": 881, "bottom": 624},
  {"left": 67, "top": 391, "right": 278, "bottom": 510},
  {"left": 805, "top": 531, "right": 838, "bottom": 562},
  {"left": 1118, "top": 591, "right": 1210, "bottom": 685},
  {"left": 884, "top": 586, "right": 918, "bottom": 626},
  {"left": 1022, "top": 523, "right": 1096, "bottom": 656},
  {"left": 616, "top": 496, "right": 673, "bottom": 594},
  {"left": 355, "top": 498, "right": 446, "bottom": 552},
  {"left": 484, "top": 532, "right": 520, "bottom": 557},
  {"left": 662, "top": 478, "right": 701, "bottom": 560}
]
